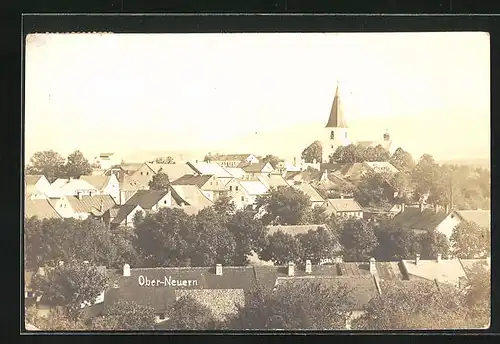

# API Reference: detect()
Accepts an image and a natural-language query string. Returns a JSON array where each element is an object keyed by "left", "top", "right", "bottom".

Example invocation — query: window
[
  {"left": 330, "top": 131, "right": 335, "bottom": 139},
  {"left": 229, "top": 186, "right": 233, "bottom": 191},
  {"left": 141, "top": 172, "right": 144, "bottom": 175},
  {"left": 158, "top": 314, "right": 166, "bottom": 320},
  {"left": 146, "top": 172, "right": 149, "bottom": 175},
  {"left": 164, "top": 200, "right": 167, "bottom": 204},
  {"left": 235, "top": 186, "right": 239, "bottom": 191},
  {"left": 210, "top": 182, "right": 213, "bottom": 185},
  {"left": 241, "top": 196, "right": 245, "bottom": 201}
]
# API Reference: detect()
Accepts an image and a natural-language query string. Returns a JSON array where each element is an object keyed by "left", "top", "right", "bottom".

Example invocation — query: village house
[
  {"left": 25, "top": 175, "right": 51, "bottom": 199},
  {"left": 450, "top": 209, "right": 491, "bottom": 231},
  {"left": 224, "top": 167, "right": 251, "bottom": 180},
  {"left": 171, "top": 174, "right": 229, "bottom": 202},
  {"left": 169, "top": 185, "right": 214, "bottom": 215},
  {"left": 335, "top": 161, "right": 399, "bottom": 183},
  {"left": 325, "top": 198, "right": 364, "bottom": 219},
  {"left": 284, "top": 170, "right": 327, "bottom": 184},
  {"left": 240, "top": 162, "right": 275, "bottom": 177},
  {"left": 123, "top": 190, "right": 172, "bottom": 213},
  {"left": 129, "top": 162, "right": 195, "bottom": 186},
  {"left": 238, "top": 180, "right": 269, "bottom": 210},
  {"left": 25, "top": 198, "right": 61, "bottom": 220},
  {"left": 210, "top": 154, "right": 259, "bottom": 168},
  {"left": 116, "top": 174, "right": 149, "bottom": 205},
  {"left": 94, "top": 153, "right": 119, "bottom": 170},
  {"left": 224, "top": 178, "right": 252, "bottom": 210},
  {"left": 289, "top": 183, "right": 327, "bottom": 208},
  {"left": 50, "top": 178, "right": 99, "bottom": 197},
  {"left": 186, "top": 161, "right": 234, "bottom": 185},
  {"left": 256, "top": 174, "right": 289, "bottom": 189},
  {"left": 80, "top": 175, "right": 120, "bottom": 204},
  {"left": 108, "top": 204, "right": 146, "bottom": 229},
  {"left": 48, "top": 194, "right": 117, "bottom": 221}
]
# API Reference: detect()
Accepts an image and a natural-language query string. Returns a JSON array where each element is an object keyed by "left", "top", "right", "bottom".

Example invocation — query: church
[{"left": 321, "top": 83, "right": 395, "bottom": 163}]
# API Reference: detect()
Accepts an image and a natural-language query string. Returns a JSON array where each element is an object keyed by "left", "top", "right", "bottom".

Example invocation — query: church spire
[{"left": 325, "top": 82, "right": 348, "bottom": 128}]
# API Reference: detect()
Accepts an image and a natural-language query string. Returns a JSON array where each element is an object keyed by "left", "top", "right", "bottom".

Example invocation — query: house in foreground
[{"left": 25, "top": 175, "right": 51, "bottom": 199}]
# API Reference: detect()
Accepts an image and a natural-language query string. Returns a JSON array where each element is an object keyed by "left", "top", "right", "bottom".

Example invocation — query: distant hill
[{"left": 438, "top": 157, "right": 490, "bottom": 169}]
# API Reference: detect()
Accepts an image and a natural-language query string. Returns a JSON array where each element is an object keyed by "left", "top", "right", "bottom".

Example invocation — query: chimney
[
  {"left": 123, "top": 263, "right": 131, "bottom": 277},
  {"left": 445, "top": 204, "right": 450, "bottom": 213},
  {"left": 401, "top": 203, "right": 405, "bottom": 213},
  {"left": 369, "top": 258, "right": 377, "bottom": 275},
  {"left": 77, "top": 192, "right": 83, "bottom": 200},
  {"left": 293, "top": 157, "right": 297, "bottom": 166},
  {"left": 437, "top": 254, "right": 442, "bottom": 263},
  {"left": 434, "top": 204, "right": 439, "bottom": 213},
  {"left": 340, "top": 195, "right": 344, "bottom": 199},
  {"left": 216, "top": 264, "right": 222, "bottom": 276},
  {"left": 305, "top": 260, "right": 312, "bottom": 273},
  {"left": 419, "top": 203, "right": 424, "bottom": 212},
  {"left": 38, "top": 267, "right": 45, "bottom": 276},
  {"left": 287, "top": 262, "right": 295, "bottom": 277},
  {"left": 415, "top": 254, "right": 420, "bottom": 266}
]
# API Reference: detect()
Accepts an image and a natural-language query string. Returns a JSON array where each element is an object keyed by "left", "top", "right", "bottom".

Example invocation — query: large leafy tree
[
  {"left": 134, "top": 208, "right": 195, "bottom": 266},
  {"left": 339, "top": 219, "right": 378, "bottom": 261},
  {"left": 464, "top": 264, "right": 490, "bottom": 328},
  {"left": 355, "top": 171, "right": 393, "bottom": 209},
  {"left": 25, "top": 305, "right": 87, "bottom": 331},
  {"left": 301, "top": 141, "right": 323, "bottom": 163},
  {"left": 389, "top": 171, "right": 415, "bottom": 203},
  {"left": 164, "top": 295, "right": 219, "bottom": 330},
  {"left": 261, "top": 154, "right": 281, "bottom": 168},
  {"left": 389, "top": 147, "right": 416, "bottom": 173},
  {"left": 411, "top": 154, "right": 439, "bottom": 203},
  {"left": 302, "top": 205, "right": 329, "bottom": 225},
  {"left": 226, "top": 210, "right": 268, "bottom": 265},
  {"left": 296, "top": 227, "right": 340, "bottom": 264},
  {"left": 148, "top": 172, "right": 170, "bottom": 190},
  {"left": 374, "top": 227, "right": 421, "bottom": 261},
  {"left": 151, "top": 156, "right": 175, "bottom": 164},
  {"left": 64, "top": 150, "right": 92, "bottom": 178},
  {"left": 32, "top": 261, "right": 109, "bottom": 319},
  {"left": 259, "top": 231, "right": 304, "bottom": 265},
  {"left": 330, "top": 144, "right": 364, "bottom": 164},
  {"left": 450, "top": 220, "right": 490, "bottom": 259},
  {"left": 419, "top": 230, "right": 450, "bottom": 260},
  {"left": 352, "top": 280, "right": 469, "bottom": 330},
  {"left": 91, "top": 300, "right": 156, "bottom": 330},
  {"left": 364, "top": 145, "right": 391, "bottom": 162},
  {"left": 203, "top": 152, "right": 221, "bottom": 163},
  {"left": 26, "top": 150, "right": 66, "bottom": 183},
  {"left": 230, "top": 280, "right": 355, "bottom": 330},
  {"left": 212, "top": 195, "right": 236, "bottom": 218},
  {"left": 256, "top": 186, "right": 312, "bottom": 225}
]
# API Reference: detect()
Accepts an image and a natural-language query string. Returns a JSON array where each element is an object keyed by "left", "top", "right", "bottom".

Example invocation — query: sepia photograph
[{"left": 23, "top": 31, "right": 490, "bottom": 331}]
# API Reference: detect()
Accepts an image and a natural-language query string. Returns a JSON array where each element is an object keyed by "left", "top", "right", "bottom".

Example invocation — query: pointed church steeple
[{"left": 325, "top": 82, "right": 348, "bottom": 128}]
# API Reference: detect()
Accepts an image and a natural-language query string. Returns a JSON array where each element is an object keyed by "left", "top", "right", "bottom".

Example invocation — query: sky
[{"left": 25, "top": 32, "right": 490, "bottom": 163}]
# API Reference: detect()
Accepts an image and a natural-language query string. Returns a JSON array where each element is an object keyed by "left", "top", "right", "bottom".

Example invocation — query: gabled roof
[
  {"left": 66, "top": 195, "right": 117, "bottom": 216},
  {"left": 257, "top": 175, "right": 289, "bottom": 188},
  {"left": 25, "top": 198, "right": 61, "bottom": 219},
  {"left": 171, "top": 174, "right": 212, "bottom": 188},
  {"left": 25, "top": 175, "right": 44, "bottom": 186},
  {"left": 170, "top": 185, "right": 214, "bottom": 209},
  {"left": 291, "top": 184, "right": 325, "bottom": 203},
  {"left": 325, "top": 84, "right": 348, "bottom": 128},
  {"left": 120, "top": 163, "right": 144, "bottom": 174},
  {"left": 327, "top": 198, "right": 363, "bottom": 212},
  {"left": 51, "top": 178, "right": 98, "bottom": 193},
  {"left": 241, "top": 162, "right": 274, "bottom": 173},
  {"left": 239, "top": 180, "right": 269, "bottom": 196},
  {"left": 111, "top": 204, "right": 144, "bottom": 225},
  {"left": 337, "top": 261, "right": 405, "bottom": 281},
  {"left": 225, "top": 167, "right": 248, "bottom": 179},
  {"left": 285, "top": 170, "right": 323, "bottom": 183},
  {"left": 454, "top": 210, "right": 491, "bottom": 230},
  {"left": 213, "top": 154, "right": 255, "bottom": 162},
  {"left": 187, "top": 162, "right": 233, "bottom": 179},
  {"left": 145, "top": 163, "right": 195, "bottom": 182},
  {"left": 119, "top": 175, "right": 149, "bottom": 192},
  {"left": 80, "top": 175, "right": 115, "bottom": 190},
  {"left": 337, "top": 163, "right": 368, "bottom": 180},
  {"left": 124, "top": 190, "right": 170, "bottom": 210},
  {"left": 389, "top": 207, "right": 449, "bottom": 230},
  {"left": 401, "top": 258, "right": 467, "bottom": 286}
]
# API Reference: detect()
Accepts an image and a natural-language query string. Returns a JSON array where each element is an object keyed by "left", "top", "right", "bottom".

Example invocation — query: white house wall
[{"left": 436, "top": 213, "right": 462, "bottom": 241}]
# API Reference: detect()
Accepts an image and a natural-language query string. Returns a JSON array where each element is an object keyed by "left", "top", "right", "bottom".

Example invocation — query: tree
[
  {"left": 91, "top": 300, "right": 156, "bottom": 330},
  {"left": 134, "top": 208, "right": 195, "bottom": 266},
  {"left": 301, "top": 141, "right": 323, "bottom": 163},
  {"left": 330, "top": 144, "right": 364, "bottom": 164},
  {"left": 191, "top": 208, "right": 237, "bottom": 266},
  {"left": 25, "top": 305, "right": 87, "bottom": 331},
  {"left": 26, "top": 150, "right": 66, "bottom": 183},
  {"left": 389, "top": 171, "right": 415, "bottom": 203},
  {"left": 151, "top": 156, "right": 175, "bottom": 164},
  {"left": 302, "top": 205, "right": 329, "bottom": 225},
  {"left": 352, "top": 280, "right": 469, "bottom": 330},
  {"left": 212, "top": 196, "right": 236, "bottom": 217},
  {"left": 261, "top": 154, "right": 281, "bottom": 168},
  {"left": 32, "top": 261, "right": 109, "bottom": 319},
  {"left": 390, "top": 147, "right": 415, "bottom": 173},
  {"left": 203, "top": 152, "right": 221, "bottom": 163},
  {"left": 339, "top": 219, "right": 378, "bottom": 261},
  {"left": 450, "top": 221, "right": 490, "bottom": 259},
  {"left": 373, "top": 227, "right": 421, "bottom": 260},
  {"left": 355, "top": 171, "right": 393, "bottom": 209},
  {"left": 227, "top": 210, "right": 268, "bottom": 265},
  {"left": 24, "top": 217, "right": 45, "bottom": 269},
  {"left": 148, "top": 172, "right": 170, "bottom": 190},
  {"left": 364, "top": 145, "right": 391, "bottom": 162},
  {"left": 464, "top": 264, "right": 490, "bottom": 328},
  {"left": 296, "top": 227, "right": 340, "bottom": 264},
  {"left": 259, "top": 231, "right": 303, "bottom": 265},
  {"left": 256, "top": 186, "right": 312, "bottom": 225},
  {"left": 411, "top": 154, "right": 439, "bottom": 203},
  {"left": 231, "top": 280, "right": 355, "bottom": 330},
  {"left": 64, "top": 150, "right": 92, "bottom": 178},
  {"left": 419, "top": 230, "right": 450, "bottom": 260},
  {"left": 164, "top": 296, "right": 219, "bottom": 330}
]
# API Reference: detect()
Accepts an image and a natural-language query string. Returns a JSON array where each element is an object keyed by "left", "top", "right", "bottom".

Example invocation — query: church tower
[{"left": 322, "top": 83, "right": 351, "bottom": 163}]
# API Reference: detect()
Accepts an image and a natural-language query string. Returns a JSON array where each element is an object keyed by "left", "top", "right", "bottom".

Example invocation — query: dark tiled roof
[
  {"left": 124, "top": 190, "right": 169, "bottom": 210},
  {"left": 171, "top": 174, "right": 212, "bottom": 188},
  {"left": 241, "top": 162, "right": 273, "bottom": 173},
  {"left": 111, "top": 205, "right": 141, "bottom": 225},
  {"left": 66, "top": 195, "right": 117, "bottom": 215},
  {"left": 389, "top": 207, "right": 448, "bottom": 230},
  {"left": 105, "top": 267, "right": 258, "bottom": 313}
]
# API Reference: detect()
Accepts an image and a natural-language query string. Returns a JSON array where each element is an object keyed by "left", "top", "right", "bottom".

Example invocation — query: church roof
[{"left": 325, "top": 84, "right": 348, "bottom": 128}]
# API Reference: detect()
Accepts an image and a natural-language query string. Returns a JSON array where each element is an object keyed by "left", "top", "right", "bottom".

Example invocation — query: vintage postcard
[{"left": 23, "top": 31, "right": 490, "bottom": 331}]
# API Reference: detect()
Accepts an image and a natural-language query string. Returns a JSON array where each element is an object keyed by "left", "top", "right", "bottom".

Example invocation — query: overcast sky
[{"left": 25, "top": 32, "right": 490, "bottom": 162}]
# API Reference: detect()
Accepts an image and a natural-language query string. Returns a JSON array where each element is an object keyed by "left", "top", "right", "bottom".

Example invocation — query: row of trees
[
  {"left": 28, "top": 259, "right": 490, "bottom": 330},
  {"left": 26, "top": 150, "right": 94, "bottom": 182}
]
